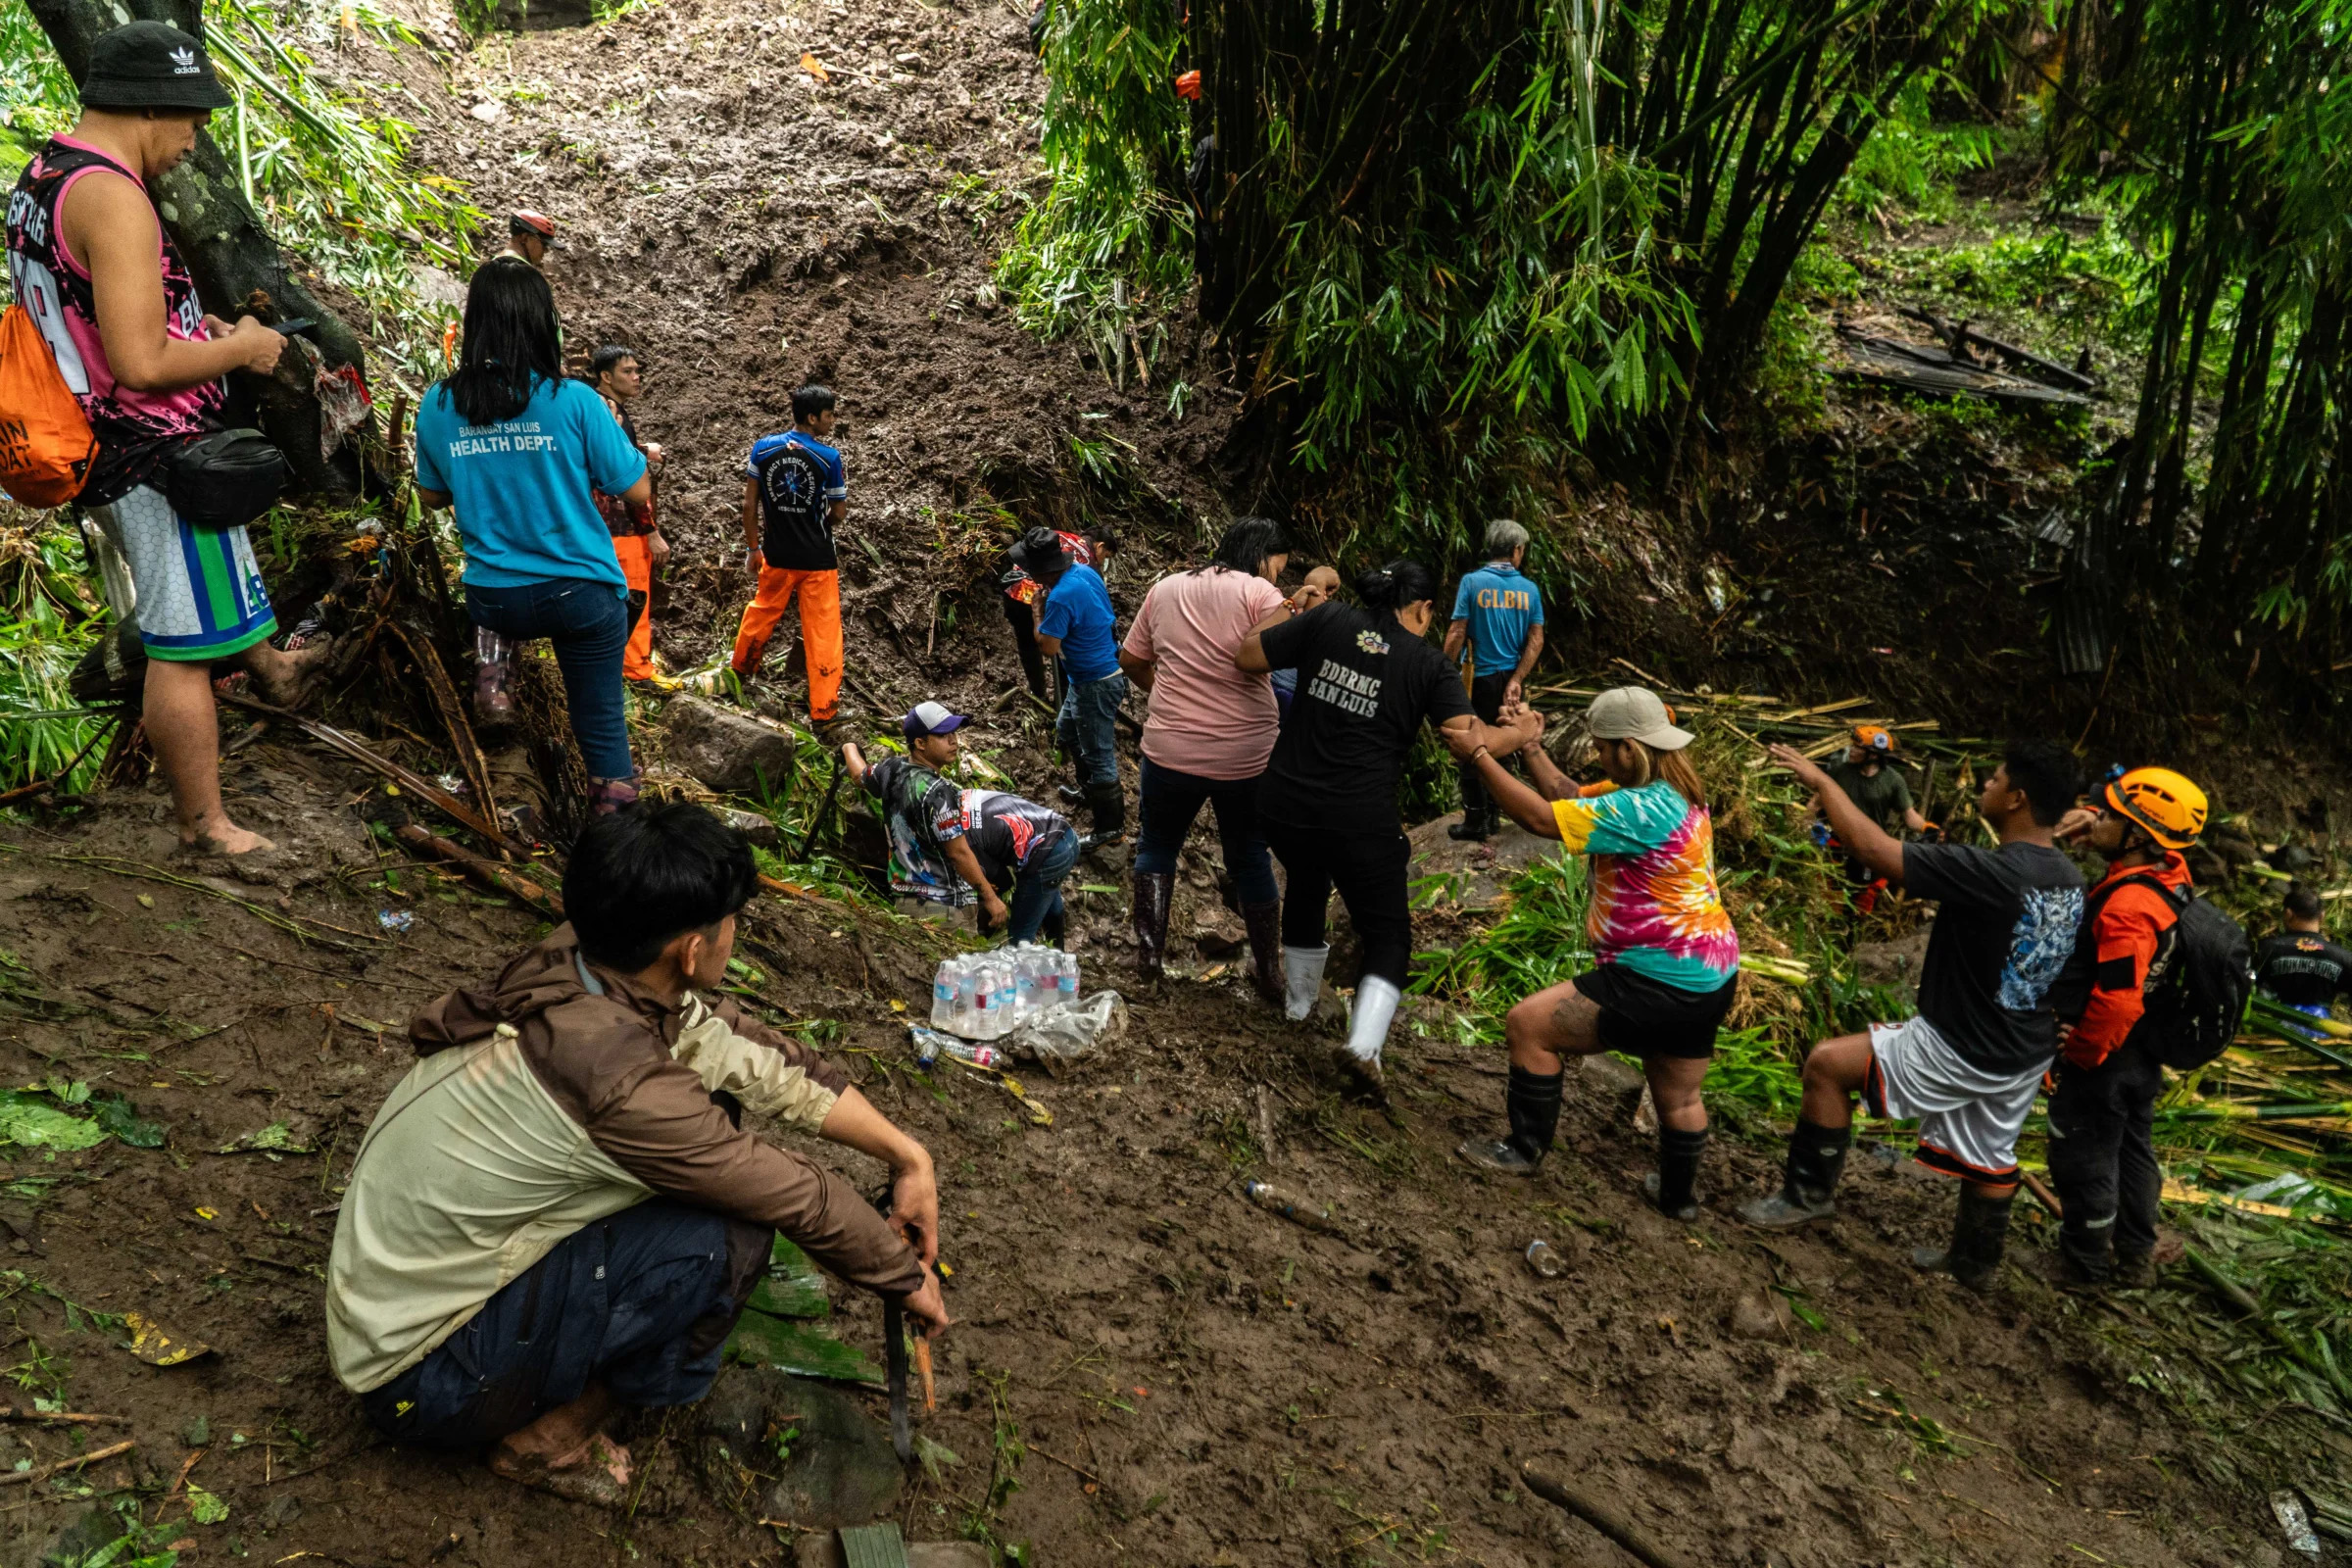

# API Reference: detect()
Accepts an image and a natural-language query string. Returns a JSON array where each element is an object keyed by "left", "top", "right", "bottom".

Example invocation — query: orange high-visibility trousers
[
  {"left": 612, "top": 533, "right": 656, "bottom": 681},
  {"left": 730, "top": 565, "right": 842, "bottom": 721}
]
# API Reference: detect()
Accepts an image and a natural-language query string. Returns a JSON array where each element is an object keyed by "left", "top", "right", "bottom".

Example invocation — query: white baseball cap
[{"left": 1587, "top": 687, "right": 1692, "bottom": 751}]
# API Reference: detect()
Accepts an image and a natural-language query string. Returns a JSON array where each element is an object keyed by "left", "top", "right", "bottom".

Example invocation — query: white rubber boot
[
  {"left": 1283, "top": 945, "right": 1330, "bottom": 1022},
  {"left": 1337, "top": 974, "right": 1401, "bottom": 1096},
  {"left": 1346, "top": 975, "right": 1401, "bottom": 1064}
]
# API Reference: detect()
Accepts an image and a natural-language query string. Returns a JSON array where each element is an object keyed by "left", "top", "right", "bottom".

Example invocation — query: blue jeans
[
  {"left": 999, "top": 828, "right": 1080, "bottom": 945},
  {"left": 466, "top": 577, "right": 634, "bottom": 781},
  {"left": 1134, "top": 758, "right": 1279, "bottom": 905},
  {"left": 360, "top": 1199, "right": 764, "bottom": 1448},
  {"left": 1055, "top": 670, "right": 1128, "bottom": 787}
]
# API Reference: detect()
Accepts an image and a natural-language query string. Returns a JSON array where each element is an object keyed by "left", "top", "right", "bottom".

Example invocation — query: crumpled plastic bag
[{"left": 1004, "top": 991, "right": 1126, "bottom": 1066}]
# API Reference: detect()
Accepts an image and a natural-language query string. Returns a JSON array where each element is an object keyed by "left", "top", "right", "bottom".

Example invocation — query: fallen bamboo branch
[
  {"left": 394, "top": 824, "right": 563, "bottom": 919},
  {"left": 0, "top": 1408, "right": 127, "bottom": 1426},
  {"left": 385, "top": 622, "right": 500, "bottom": 845},
  {"left": 1520, "top": 1464, "right": 1694, "bottom": 1568},
  {"left": 2019, "top": 1170, "right": 2064, "bottom": 1220},
  {"left": 0, "top": 1439, "right": 134, "bottom": 1487},
  {"left": 216, "top": 693, "right": 533, "bottom": 858}
]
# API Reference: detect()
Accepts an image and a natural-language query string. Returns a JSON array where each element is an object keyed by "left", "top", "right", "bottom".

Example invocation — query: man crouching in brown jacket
[{"left": 324, "top": 802, "right": 947, "bottom": 1504}]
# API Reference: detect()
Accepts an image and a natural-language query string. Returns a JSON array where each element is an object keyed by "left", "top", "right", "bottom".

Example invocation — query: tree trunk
[{"left": 24, "top": 0, "right": 370, "bottom": 499}]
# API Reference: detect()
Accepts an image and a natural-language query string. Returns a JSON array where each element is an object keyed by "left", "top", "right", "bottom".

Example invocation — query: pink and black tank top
[{"left": 5, "top": 136, "right": 224, "bottom": 501}]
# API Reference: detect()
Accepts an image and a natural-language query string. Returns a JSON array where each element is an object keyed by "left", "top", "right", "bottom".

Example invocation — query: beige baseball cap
[{"left": 1587, "top": 687, "right": 1693, "bottom": 751}]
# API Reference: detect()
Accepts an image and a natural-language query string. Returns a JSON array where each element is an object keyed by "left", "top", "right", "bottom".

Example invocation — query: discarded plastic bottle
[
  {"left": 910, "top": 1026, "right": 1001, "bottom": 1070},
  {"left": 1525, "top": 1240, "right": 1565, "bottom": 1279},
  {"left": 1242, "top": 1179, "right": 1341, "bottom": 1236}
]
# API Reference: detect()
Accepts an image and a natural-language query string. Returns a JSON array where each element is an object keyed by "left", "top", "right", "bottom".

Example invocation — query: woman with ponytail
[
  {"left": 413, "top": 259, "right": 653, "bottom": 813},
  {"left": 1447, "top": 688, "right": 1740, "bottom": 1218},
  {"left": 1237, "top": 560, "right": 1486, "bottom": 1094}
]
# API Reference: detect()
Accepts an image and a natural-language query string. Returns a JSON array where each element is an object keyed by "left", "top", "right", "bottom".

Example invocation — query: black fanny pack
[{"left": 164, "top": 428, "right": 288, "bottom": 530}]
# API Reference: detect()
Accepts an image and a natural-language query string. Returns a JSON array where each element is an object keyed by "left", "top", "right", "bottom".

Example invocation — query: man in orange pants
[
  {"left": 588, "top": 346, "right": 666, "bottom": 681},
  {"left": 731, "top": 384, "right": 846, "bottom": 724}
]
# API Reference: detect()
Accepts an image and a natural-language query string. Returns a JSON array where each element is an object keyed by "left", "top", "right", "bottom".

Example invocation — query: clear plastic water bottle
[
  {"left": 931, "top": 960, "right": 959, "bottom": 1031},
  {"left": 974, "top": 960, "right": 1010, "bottom": 1040},
  {"left": 1055, "top": 950, "right": 1080, "bottom": 1002},
  {"left": 1016, "top": 946, "right": 1050, "bottom": 1016}
]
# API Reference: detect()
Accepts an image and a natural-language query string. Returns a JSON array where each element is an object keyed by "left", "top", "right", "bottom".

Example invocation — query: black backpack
[{"left": 2081, "top": 872, "right": 2254, "bottom": 1070}]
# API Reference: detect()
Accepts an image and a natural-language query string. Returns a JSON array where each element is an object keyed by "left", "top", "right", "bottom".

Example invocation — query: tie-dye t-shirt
[{"left": 1549, "top": 780, "right": 1740, "bottom": 991}]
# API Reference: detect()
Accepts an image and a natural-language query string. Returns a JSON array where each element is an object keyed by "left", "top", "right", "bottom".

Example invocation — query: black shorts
[{"left": 1574, "top": 964, "right": 1738, "bottom": 1059}]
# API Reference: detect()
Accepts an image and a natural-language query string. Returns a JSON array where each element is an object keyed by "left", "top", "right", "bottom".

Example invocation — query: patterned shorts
[
  {"left": 1865, "top": 1015, "right": 2046, "bottom": 1187},
  {"left": 84, "top": 485, "right": 277, "bottom": 662}
]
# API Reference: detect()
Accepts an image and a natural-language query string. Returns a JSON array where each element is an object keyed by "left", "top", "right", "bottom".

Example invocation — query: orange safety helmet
[
  {"left": 2105, "top": 766, "right": 2207, "bottom": 850},
  {"left": 1852, "top": 724, "right": 1893, "bottom": 753}
]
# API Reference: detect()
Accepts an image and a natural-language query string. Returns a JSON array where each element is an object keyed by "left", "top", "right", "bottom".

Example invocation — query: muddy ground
[
  {"left": 0, "top": 740, "right": 2321, "bottom": 1568},
  {"left": 0, "top": 0, "right": 2337, "bottom": 1562}
]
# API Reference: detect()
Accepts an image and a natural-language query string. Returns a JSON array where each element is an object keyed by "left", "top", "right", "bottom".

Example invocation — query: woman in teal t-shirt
[{"left": 413, "top": 261, "right": 650, "bottom": 812}]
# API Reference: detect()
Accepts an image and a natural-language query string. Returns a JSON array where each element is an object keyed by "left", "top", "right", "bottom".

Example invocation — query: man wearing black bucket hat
[{"left": 5, "top": 21, "right": 331, "bottom": 858}]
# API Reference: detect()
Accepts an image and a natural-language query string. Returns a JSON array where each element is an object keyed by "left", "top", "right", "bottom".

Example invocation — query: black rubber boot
[
  {"left": 1080, "top": 782, "right": 1126, "bottom": 849},
  {"left": 1056, "top": 784, "right": 1087, "bottom": 807},
  {"left": 1738, "top": 1118, "right": 1849, "bottom": 1228},
  {"left": 1447, "top": 808, "right": 1492, "bottom": 842},
  {"left": 1130, "top": 870, "right": 1173, "bottom": 981},
  {"left": 1913, "top": 1187, "right": 2016, "bottom": 1292},
  {"left": 1645, "top": 1126, "right": 1709, "bottom": 1221},
  {"left": 2111, "top": 1249, "right": 2156, "bottom": 1289},
  {"left": 1456, "top": 1067, "right": 1563, "bottom": 1176},
  {"left": 2058, "top": 1212, "right": 2116, "bottom": 1288},
  {"left": 1241, "top": 900, "right": 1284, "bottom": 1004}
]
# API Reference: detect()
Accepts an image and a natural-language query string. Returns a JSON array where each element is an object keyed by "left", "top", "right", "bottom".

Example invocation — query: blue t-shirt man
[
  {"left": 744, "top": 428, "right": 848, "bottom": 571},
  {"left": 1450, "top": 562, "right": 1545, "bottom": 675},
  {"left": 414, "top": 375, "right": 647, "bottom": 592},
  {"left": 1037, "top": 564, "right": 1119, "bottom": 681}
]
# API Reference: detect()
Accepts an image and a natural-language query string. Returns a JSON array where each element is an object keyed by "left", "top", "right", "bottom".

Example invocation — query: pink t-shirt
[{"left": 1122, "top": 567, "right": 1286, "bottom": 780}]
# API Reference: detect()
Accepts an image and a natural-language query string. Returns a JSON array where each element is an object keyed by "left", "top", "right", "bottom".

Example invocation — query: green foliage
[
  {"left": 1916, "top": 220, "right": 2143, "bottom": 338},
  {"left": 996, "top": 0, "right": 1192, "bottom": 373},
  {"left": 0, "top": 0, "right": 482, "bottom": 386},
  {"left": 0, "top": 517, "right": 104, "bottom": 795},
  {"left": 1837, "top": 75, "right": 2004, "bottom": 226}
]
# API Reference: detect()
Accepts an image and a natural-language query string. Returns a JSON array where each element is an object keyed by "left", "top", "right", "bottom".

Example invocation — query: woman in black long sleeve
[{"left": 1237, "top": 562, "right": 1485, "bottom": 1094}]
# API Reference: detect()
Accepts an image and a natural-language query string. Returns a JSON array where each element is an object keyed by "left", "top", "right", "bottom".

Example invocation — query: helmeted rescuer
[
  {"left": 2045, "top": 766, "right": 2205, "bottom": 1288},
  {"left": 502, "top": 209, "right": 560, "bottom": 269}
]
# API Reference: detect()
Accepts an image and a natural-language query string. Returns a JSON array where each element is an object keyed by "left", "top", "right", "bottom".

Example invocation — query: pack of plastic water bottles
[{"left": 930, "top": 946, "right": 1080, "bottom": 1041}]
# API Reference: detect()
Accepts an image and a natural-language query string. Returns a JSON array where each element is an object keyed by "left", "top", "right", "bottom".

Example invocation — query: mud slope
[
  {"left": 401, "top": 0, "right": 1231, "bottom": 700},
  {"left": 0, "top": 753, "right": 2306, "bottom": 1568}
]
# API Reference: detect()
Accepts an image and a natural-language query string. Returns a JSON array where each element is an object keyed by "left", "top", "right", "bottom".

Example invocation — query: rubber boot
[
  {"left": 1738, "top": 1118, "right": 1849, "bottom": 1229},
  {"left": 1456, "top": 1066, "right": 1563, "bottom": 1176},
  {"left": 473, "top": 626, "right": 516, "bottom": 727},
  {"left": 1056, "top": 784, "right": 1087, "bottom": 807},
  {"left": 1912, "top": 1186, "right": 2015, "bottom": 1292},
  {"left": 1040, "top": 905, "right": 1067, "bottom": 948},
  {"left": 2111, "top": 1249, "right": 2156, "bottom": 1289},
  {"left": 1130, "top": 870, "right": 1173, "bottom": 982},
  {"left": 1080, "top": 781, "right": 1126, "bottom": 851},
  {"left": 1241, "top": 901, "right": 1284, "bottom": 1005},
  {"left": 1644, "top": 1125, "right": 1710, "bottom": 1221},
  {"left": 1337, "top": 974, "right": 1400, "bottom": 1096},
  {"left": 1447, "top": 806, "right": 1492, "bottom": 843},
  {"left": 2057, "top": 1208, "right": 2117, "bottom": 1288},
  {"left": 1283, "top": 946, "right": 1329, "bottom": 1023}
]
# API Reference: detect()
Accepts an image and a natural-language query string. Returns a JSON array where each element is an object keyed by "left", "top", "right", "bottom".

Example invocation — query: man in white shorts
[
  {"left": 6, "top": 23, "right": 330, "bottom": 856},
  {"left": 1740, "top": 739, "right": 2087, "bottom": 1291}
]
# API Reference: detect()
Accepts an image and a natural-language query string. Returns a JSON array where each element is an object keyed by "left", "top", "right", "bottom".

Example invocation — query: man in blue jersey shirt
[
  {"left": 1441, "top": 519, "right": 1545, "bottom": 841},
  {"left": 1013, "top": 526, "right": 1129, "bottom": 850},
  {"left": 731, "top": 384, "right": 848, "bottom": 725}
]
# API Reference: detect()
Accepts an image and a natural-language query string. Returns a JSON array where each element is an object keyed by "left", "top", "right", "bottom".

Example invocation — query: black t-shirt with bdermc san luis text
[{"left": 1254, "top": 603, "right": 1473, "bottom": 836}]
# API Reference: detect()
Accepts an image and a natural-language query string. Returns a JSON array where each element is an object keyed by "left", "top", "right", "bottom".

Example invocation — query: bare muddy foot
[{"left": 487, "top": 1434, "right": 632, "bottom": 1508}]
